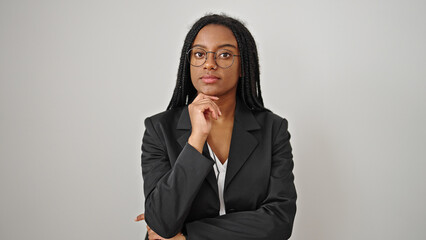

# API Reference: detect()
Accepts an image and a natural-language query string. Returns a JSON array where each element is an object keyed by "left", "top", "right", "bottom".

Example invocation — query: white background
[{"left": 1, "top": 0, "right": 425, "bottom": 239}]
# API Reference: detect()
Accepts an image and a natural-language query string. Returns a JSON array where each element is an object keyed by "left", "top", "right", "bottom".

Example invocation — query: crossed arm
[{"left": 137, "top": 116, "right": 296, "bottom": 240}]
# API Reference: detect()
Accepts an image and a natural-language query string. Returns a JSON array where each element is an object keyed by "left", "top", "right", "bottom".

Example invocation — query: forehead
[{"left": 192, "top": 24, "right": 238, "bottom": 48}]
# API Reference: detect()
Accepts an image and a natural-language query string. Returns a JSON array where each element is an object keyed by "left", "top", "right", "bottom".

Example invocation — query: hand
[
  {"left": 147, "top": 225, "right": 186, "bottom": 240},
  {"left": 134, "top": 213, "right": 145, "bottom": 222},
  {"left": 134, "top": 213, "right": 186, "bottom": 240},
  {"left": 187, "top": 93, "right": 222, "bottom": 152}
]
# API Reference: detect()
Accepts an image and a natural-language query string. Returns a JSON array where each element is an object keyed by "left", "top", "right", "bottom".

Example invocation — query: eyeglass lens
[{"left": 187, "top": 48, "right": 236, "bottom": 68}]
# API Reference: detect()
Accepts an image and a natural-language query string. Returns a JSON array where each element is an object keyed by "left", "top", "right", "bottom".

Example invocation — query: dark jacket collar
[{"left": 176, "top": 97, "right": 261, "bottom": 194}]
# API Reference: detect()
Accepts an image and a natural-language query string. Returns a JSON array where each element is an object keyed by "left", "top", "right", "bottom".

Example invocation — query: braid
[{"left": 167, "top": 13, "right": 268, "bottom": 111}]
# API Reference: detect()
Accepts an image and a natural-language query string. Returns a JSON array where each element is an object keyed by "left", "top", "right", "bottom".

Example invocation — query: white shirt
[{"left": 207, "top": 143, "right": 228, "bottom": 216}]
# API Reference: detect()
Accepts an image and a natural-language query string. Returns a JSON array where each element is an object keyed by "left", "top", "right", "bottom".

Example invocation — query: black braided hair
[{"left": 167, "top": 13, "right": 266, "bottom": 111}]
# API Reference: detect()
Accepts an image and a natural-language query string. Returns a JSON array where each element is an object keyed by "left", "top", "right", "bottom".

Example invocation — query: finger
[
  {"left": 205, "top": 100, "right": 221, "bottom": 119},
  {"left": 198, "top": 98, "right": 221, "bottom": 116},
  {"left": 193, "top": 92, "right": 207, "bottom": 102},
  {"left": 191, "top": 94, "right": 221, "bottom": 117},
  {"left": 203, "top": 94, "right": 219, "bottom": 101},
  {"left": 148, "top": 231, "right": 164, "bottom": 240},
  {"left": 209, "top": 99, "right": 222, "bottom": 116},
  {"left": 199, "top": 102, "right": 219, "bottom": 120},
  {"left": 194, "top": 92, "right": 219, "bottom": 102},
  {"left": 148, "top": 234, "right": 160, "bottom": 240},
  {"left": 134, "top": 213, "right": 145, "bottom": 222},
  {"left": 195, "top": 99, "right": 221, "bottom": 118}
]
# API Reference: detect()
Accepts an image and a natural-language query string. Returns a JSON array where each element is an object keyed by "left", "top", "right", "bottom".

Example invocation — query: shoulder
[
  {"left": 144, "top": 106, "right": 186, "bottom": 129},
  {"left": 252, "top": 109, "right": 289, "bottom": 132}
]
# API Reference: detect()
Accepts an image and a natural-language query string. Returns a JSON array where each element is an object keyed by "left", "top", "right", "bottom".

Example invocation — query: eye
[
  {"left": 218, "top": 51, "right": 232, "bottom": 59},
  {"left": 193, "top": 50, "right": 205, "bottom": 58}
]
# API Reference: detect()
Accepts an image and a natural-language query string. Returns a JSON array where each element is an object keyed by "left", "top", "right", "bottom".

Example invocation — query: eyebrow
[{"left": 192, "top": 44, "right": 238, "bottom": 49}]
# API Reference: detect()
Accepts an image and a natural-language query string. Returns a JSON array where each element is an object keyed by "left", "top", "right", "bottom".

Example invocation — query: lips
[{"left": 201, "top": 75, "right": 220, "bottom": 84}]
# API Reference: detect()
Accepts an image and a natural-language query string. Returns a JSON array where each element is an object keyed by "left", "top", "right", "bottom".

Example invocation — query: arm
[
  {"left": 142, "top": 93, "right": 221, "bottom": 238},
  {"left": 185, "top": 119, "right": 297, "bottom": 240},
  {"left": 142, "top": 117, "right": 213, "bottom": 238}
]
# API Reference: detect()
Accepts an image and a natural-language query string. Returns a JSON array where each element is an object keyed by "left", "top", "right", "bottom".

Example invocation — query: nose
[{"left": 204, "top": 52, "right": 217, "bottom": 70}]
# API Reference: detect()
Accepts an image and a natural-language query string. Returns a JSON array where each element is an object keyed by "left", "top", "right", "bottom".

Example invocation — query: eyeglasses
[{"left": 186, "top": 47, "right": 240, "bottom": 69}]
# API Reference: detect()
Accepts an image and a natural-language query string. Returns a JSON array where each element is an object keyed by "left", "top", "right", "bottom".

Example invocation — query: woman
[{"left": 135, "top": 14, "right": 297, "bottom": 240}]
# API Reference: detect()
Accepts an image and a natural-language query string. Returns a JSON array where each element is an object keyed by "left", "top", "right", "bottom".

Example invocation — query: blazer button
[{"left": 227, "top": 208, "right": 236, "bottom": 213}]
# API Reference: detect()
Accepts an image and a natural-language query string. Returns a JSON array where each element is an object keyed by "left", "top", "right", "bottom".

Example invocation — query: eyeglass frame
[{"left": 186, "top": 47, "right": 241, "bottom": 69}]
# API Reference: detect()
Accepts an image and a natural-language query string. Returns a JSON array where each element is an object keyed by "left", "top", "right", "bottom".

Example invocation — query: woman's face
[{"left": 190, "top": 24, "right": 241, "bottom": 98}]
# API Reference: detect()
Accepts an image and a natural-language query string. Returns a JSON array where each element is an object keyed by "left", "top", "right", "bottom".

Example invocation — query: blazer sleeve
[
  {"left": 185, "top": 119, "right": 297, "bottom": 240},
  {"left": 141, "top": 117, "right": 214, "bottom": 238}
]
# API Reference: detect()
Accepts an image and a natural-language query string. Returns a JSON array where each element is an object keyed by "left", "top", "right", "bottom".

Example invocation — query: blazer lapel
[
  {"left": 225, "top": 98, "right": 260, "bottom": 190},
  {"left": 176, "top": 106, "right": 219, "bottom": 195},
  {"left": 175, "top": 99, "right": 261, "bottom": 194},
  {"left": 177, "top": 106, "right": 191, "bottom": 148}
]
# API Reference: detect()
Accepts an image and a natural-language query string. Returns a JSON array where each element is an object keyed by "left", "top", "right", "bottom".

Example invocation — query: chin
[{"left": 197, "top": 87, "right": 220, "bottom": 96}]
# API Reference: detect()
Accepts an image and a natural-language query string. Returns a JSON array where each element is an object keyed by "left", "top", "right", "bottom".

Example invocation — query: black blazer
[{"left": 141, "top": 98, "right": 296, "bottom": 240}]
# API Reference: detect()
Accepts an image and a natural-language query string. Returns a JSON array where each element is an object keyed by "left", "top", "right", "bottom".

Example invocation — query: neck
[{"left": 213, "top": 91, "right": 237, "bottom": 123}]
